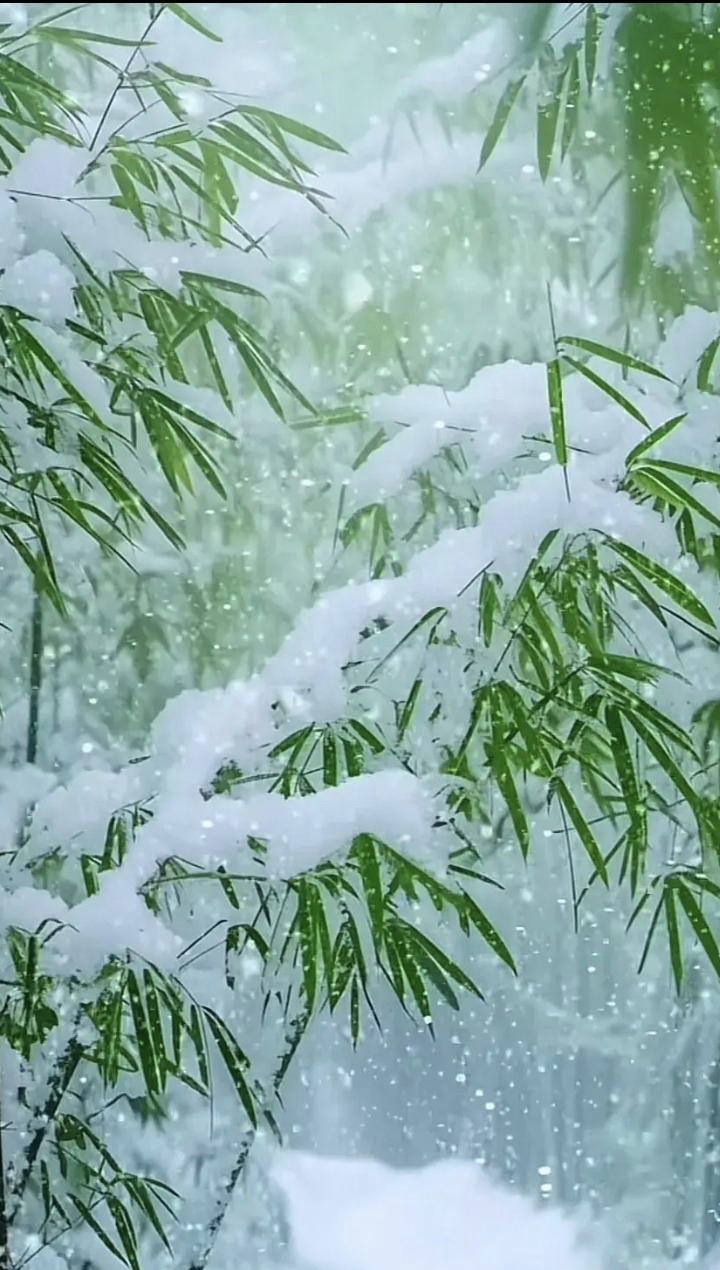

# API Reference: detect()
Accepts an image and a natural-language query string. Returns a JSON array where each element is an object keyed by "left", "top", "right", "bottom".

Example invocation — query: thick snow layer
[
  {"left": 16, "top": 326, "right": 706, "bottom": 973},
  {"left": 392, "top": 22, "right": 512, "bottom": 103},
  {"left": 273, "top": 1151, "right": 602, "bottom": 1270},
  {"left": 658, "top": 305, "right": 719, "bottom": 384},
  {"left": 0, "top": 249, "right": 76, "bottom": 325},
  {"left": 15, "top": 768, "right": 432, "bottom": 971},
  {"left": 242, "top": 126, "right": 534, "bottom": 247}
]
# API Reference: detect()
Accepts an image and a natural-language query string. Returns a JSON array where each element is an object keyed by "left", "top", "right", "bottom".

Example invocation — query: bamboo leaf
[
  {"left": 546, "top": 358, "right": 568, "bottom": 467},
  {"left": 664, "top": 884, "right": 683, "bottom": 990},
  {"left": 488, "top": 742, "right": 529, "bottom": 857},
  {"left": 563, "top": 355, "right": 649, "bottom": 427},
  {"left": 632, "top": 463, "right": 720, "bottom": 532},
  {"left": 555, "top": 779, "right": 608, "bottom": 884},
  {"left": 606, "top": 539, "right": 715, "bottom": 628},
  {"left": 559, "top": 335, "right": 671, "bottom": 382},
  {"left": 625, "top": 413, "right": 686, "bottom": 466},
  {"left": 203, "top": 1007, "right": 257, "bottom": 1126},
  {"left": 478, "top": 76, "right": 525, "bottom": 171},
  {"left": 537, "top": 68, "right": 563, "bottom": 181},
  {"left": 107, "top": 1197, "right": 141, "bottom": 1270},
  {"left": 675, "top": 879, "right": 720, "bottom": 979},
  {"left": 560, "top": 50, "right": 580, "bottom": 159},
  {"left": 584, "top": 4, "right": 599, "bottom": 92},
  {"left": 167, "top": 3, "right": 221, "bottom": 40}
]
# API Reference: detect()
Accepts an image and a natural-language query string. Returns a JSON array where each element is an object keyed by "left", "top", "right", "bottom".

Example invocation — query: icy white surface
[
  {"left": 274, "top": 1151, "right": 602, "bottom": 1270},
  {"left": 0, "top": 249, "right": 76, "bottom": 324}
]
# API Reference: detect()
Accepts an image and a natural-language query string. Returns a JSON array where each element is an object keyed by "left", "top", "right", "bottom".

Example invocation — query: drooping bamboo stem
[{"left": 25, "top": 582, "right": 42, "bottom": 768}]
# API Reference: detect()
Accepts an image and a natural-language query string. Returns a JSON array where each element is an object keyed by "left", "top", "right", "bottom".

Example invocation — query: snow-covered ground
[{"left": 273, "top": 1151, "right": 603, "bottom": 1270}]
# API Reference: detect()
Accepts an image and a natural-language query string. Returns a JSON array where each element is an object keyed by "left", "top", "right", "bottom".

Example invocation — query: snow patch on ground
[{"left": 273, "top": 1151, "right": 602, "bottom": 1270}]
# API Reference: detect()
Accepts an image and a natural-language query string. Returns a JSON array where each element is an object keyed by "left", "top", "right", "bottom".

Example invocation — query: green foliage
[
  {"left": 6, "top": 7, "right": 720, "bottom": 1270},
  {"left": 476, "top": 3, "right": 720, "bottom": 300},
  {"left": 0, "top": 1, "right": 335, "bottom": 611}
]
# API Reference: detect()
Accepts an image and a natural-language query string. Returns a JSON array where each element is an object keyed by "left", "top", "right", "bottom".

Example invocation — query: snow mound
[{"left": 273, "top": 1151, "right": 602, "bottom": 1270}]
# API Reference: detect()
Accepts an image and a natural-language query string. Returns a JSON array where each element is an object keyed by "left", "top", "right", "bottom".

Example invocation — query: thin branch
[
  {"left": 25, "top": 580, "right": 42, "bottom": 767},
  {"left": 183, "top": 1010, "right": 308, "bottom": 1270},
  {"left": 0, "top": 1093, "right": 10, "bottom": 1270},
  {"left": 8, "top": 1033, "right": 83, "bottom": 1220},
  {"left": 87, "top": 4, "right": 167, "bottom": 154}
]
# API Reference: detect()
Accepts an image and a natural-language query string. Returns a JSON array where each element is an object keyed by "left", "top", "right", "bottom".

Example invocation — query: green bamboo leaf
[
  {"left": 389, "top": 925, "right": 432, "bottom": 1026},
  {"left": 340, "top": 907, "right": 369, "bottom": 989},
  {"left": 600, "top": 682, "right": 696, "bottom": 757},
  {"left": 555, "top": 779, "right": 609, "bottom": 884},
  {"left": 587, "top": 652, "right": 673, "bottom": 685},
  {"left": 40, "top": 25, "right": 151, "bottom": 46},
  {"left": 167, "top": 3, "right": 221, "bottom": 40},
  {"left": 546, "top": 357, "right": 567, "bottom": 466},
  {"left": 537, "top": 68, "right": 563, "bottom": 181},
  {"left": 559, "top": 335, "right": 671, "bottom": 382},
  {"left": 632, "top": 463, "right": 720, "bottom": 532},
  {"left": 478, "top": 76, "right": 525, "bottom": 171},
  {"left": 625, "top": 709, "right": 698, "bottom": 810},
  {"left": 507, "top": 531, "right": 559, "bottom": 614},
  {"left": 684, "top": 872, "right": 720, "bottom": 903},
  {"left": 625, "top": 413, "right": 686, "bottom": 466},
  {"left": 398, "top": 678, "right": 422, "bottom": 741},
  {"left": 269, "top": 724, "right": 315, "bottom": 760},
  {"left": 488, "top": 742, "right": 529, "bottom": 857},
  {"left": 119, "top": 1177, "right": 172, "bottom": 1252},
  {"left": 347, "top": 719, "right": 386, "bottom": 754},
  {"left": 349, "top": 976, "right": 360, "bottom": 1046},
  {"left": 2, "top": 528, "right": 66, "bottom": 616},
  {"left": 651, "top": 457, "right": 720, "bottom": 497},
  {"left": 322, "top": 730, "right": 338, "bottom": 787},
  {"left": 675, "top": 878, "right": 720, "bottom": 980},
  {"left": 607, "top": 539, "right": 715, "bottom": 628},
  {"left": 664, "top": 884, "right": 683, "bottom": 990},
  {"left": 560, "top": 49, "right": 580, "bottom": 159},
  {"left": 341, "top": 732, "right": 364, "bottom": 777},
  {"left": 187, "top": 1004, "right": 210, "bottom": 1090},
  {"left": 584, "top": 4, "right": 599, "bottom": 92},
  {"left": 478, "top": 572, "right": 498, "bottom": 646},
  {"left": 295, "top": 889, "right": 317, "bottom": 1012},
  {"left": 452, "top": 891, "right": 516, "bottom": 974},
  {"left": 239, "top": 105, "right": 346, "bottom": 153},
  {"left": 354, "top": 835, "right": 385, "bottom": 948},
  {"left": 203, "top": 1007, "right": 256, "bottom": 1126},
  {"left": 127, "top": 971, "right": 160, "bottom": 1096},
  {"left": 407, "top": 939, "right": 460, "bottom": 1011},
  {"left": 70, "top": 1199, "right": 126, "bottom": 1265},
  {"left": 604, "top": 704, "right": 642, "bottom": 824},
  {"left": 697, "top": 336, "right": 720, "bottom": 391},
  {"left": 563, "top": 355, "right": 649, "bottom": 427},
  {"left": 636, "top": 890, "right": 663, "bottom": 974},
  {"left": 494, "top": 681, "right": 549, "bottom": 772},
  {"left": 107, "top": 1197, "right": 141, "bottom": 1270},
  {"left": 329, "top": 928, "right": 354, "bottom": 1010}
]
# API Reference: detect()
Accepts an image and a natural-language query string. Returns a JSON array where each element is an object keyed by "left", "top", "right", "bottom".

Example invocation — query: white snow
[
  {"left": 273, "top": 1151, "right": 602, "bottom": 1270},
  {"left": 0, "top": 188, "right": 24, "bottom": 271},
  {"left": 0, "top": 249, "right": 76, "bottom": 325},
  {"left": 16, "top": 343, "right": 693, "bottom": 973},
  {"left": 17, "top": 766, "right": 431, "bottom": 971},
  {"left": 392, "top": 22, "right": 512, "bottom": 102},
  {"left": 658, "top": 305, "right": 719, "bottom": 384}
]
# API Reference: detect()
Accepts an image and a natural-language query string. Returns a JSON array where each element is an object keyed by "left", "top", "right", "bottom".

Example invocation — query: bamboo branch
[
  {"left": 184, "top": 1010, "right": 308, "bottom": 1270},
  {"left": 86, "top": 4, "right": 167, "bottom": 156},
  {"left": 8, "top": 1035, "right": 83, "bottom": 1222},
  {"left": 25, "top": 582, "right": 42, "bottom": 768},
  {"left": 0, "top": 1094, "right": 11, "bottom": 1270}
]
